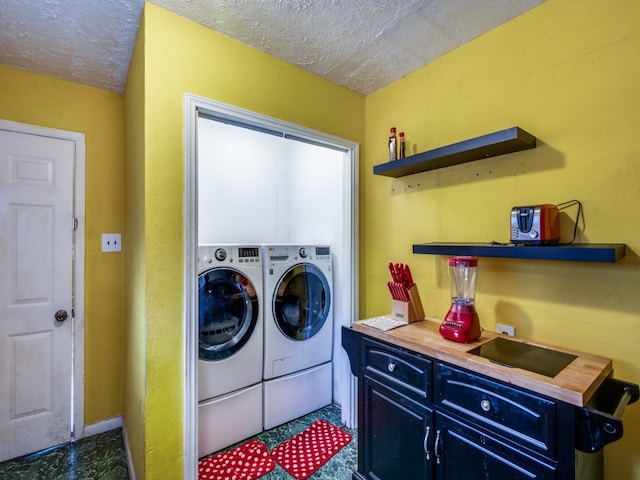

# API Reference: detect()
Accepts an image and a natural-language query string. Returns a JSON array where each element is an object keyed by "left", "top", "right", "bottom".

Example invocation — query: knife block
[{"left": 390, "top": 284, "right": 425, "bottom": 324}]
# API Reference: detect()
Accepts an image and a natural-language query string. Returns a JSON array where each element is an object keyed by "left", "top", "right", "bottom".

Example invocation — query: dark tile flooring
[
  {"left": 0, "top": 404, "right": 357, "bottom": 480},
  {"left": 0, "top": 428, "right": 129, "bottom": 480}
]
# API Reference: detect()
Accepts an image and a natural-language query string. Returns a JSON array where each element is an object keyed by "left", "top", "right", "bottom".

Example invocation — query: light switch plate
[{"left": 102, "top": 233, "right": 122, "bottom": 252}]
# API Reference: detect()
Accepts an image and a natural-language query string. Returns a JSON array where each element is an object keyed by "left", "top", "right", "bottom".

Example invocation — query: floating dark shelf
[
  {"left": 374, "top": 126, "right": 536, "bottom": 178},
  {"left": 412, "top": 242, "right": 626, "bottom": 263}
]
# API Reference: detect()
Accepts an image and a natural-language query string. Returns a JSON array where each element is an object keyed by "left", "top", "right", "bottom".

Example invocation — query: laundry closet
[{"left": 195, "top": 109, "right": 356, "bottom": 458}]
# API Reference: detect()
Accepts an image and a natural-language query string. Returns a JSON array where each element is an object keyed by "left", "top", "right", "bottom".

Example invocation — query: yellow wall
[
  {"left": 123, "top": 9, "right": 147, "bottom": 478},
  {"left": 364, "top": 0, "right": 640, "bottom": 477},
  {"left": 126, "top": 4, "right": 365, "bottom": 478},
  {"left": 0, "top": 65, "right": 125, "bottom": 426}
]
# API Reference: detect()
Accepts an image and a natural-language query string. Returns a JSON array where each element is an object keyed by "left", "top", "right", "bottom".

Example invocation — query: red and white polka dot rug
[
  {"left": 270, "top": 419, "right": 352, "bottom": 480},
  {"left": 198, "top": 440, "right": 275, "bottom": 480},
  {"left": 198, "top": 420, "right": 351, "bottom": 480}
]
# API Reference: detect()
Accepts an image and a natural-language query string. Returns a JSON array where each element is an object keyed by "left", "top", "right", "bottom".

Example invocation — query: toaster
[{"left": 510, "top": 204, "right": 560, "bottom": 245}]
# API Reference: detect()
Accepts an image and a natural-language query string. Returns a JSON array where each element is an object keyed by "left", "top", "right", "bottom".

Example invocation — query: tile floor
[
  {"left": 0, "top": 428, "right": 129, "bottom": 480},
  {"left": 0, "top": 404, "right": 357, "bottom": 480}
]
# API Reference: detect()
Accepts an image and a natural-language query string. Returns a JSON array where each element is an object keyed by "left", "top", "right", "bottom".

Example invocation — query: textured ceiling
[{"left": 0, "top": 0, "right": 545, "bottom": 95}]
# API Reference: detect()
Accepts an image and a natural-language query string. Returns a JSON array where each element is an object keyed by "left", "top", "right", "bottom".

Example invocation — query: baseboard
[{"left": 81, "top": 416, "right": 123, "bottom": 438}]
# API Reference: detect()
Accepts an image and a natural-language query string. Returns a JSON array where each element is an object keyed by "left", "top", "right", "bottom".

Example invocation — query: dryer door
[
  {"left": 199, "top": 268, "right": 259, "bottom": 360},
  {"left": 273, "top": 263, "right": 331, "bottom": 341}
]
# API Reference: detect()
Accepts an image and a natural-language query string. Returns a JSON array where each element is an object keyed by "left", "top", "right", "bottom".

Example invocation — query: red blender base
[{"left": 439, "top": 303, "right": 481, "bottom": 343}]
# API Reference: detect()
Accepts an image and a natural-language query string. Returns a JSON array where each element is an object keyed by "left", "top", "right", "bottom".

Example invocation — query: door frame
[
  {"left": 0, "top": 119, "right": 85, "bottom": 442},
  {"left": 183, "top": 93, "right": 359, "bottom": 479}
]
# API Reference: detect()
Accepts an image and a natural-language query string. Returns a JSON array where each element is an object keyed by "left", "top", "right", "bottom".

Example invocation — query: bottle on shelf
[
  {"left": 389, "top": 127, "right": 397, "bottom": 161},
  {"left": 399, "top": 131, "right": 406, "bottom": 159}
]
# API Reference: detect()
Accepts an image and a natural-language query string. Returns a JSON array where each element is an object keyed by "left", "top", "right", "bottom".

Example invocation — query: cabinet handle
[
  {"left": 423, "top": 426, "right": 431, "bottom": 460},
  {"left": 387, "top": 362, "right": 396, "bottom": 372},
  {"left": 434, "top": 429, "right": 442, "bottom": 465},
  {"left": 480, "top": 399, "right": 491, "bottom": 412}
]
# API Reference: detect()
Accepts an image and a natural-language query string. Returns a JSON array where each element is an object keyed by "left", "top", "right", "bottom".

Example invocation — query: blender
[{"left": 439, "top": 256, "right": 481, "bottom": 343}]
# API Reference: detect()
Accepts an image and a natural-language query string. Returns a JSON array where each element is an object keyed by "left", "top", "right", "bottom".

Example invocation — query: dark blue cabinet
[{"left": 341, "top": 327, "right": 626, "bottom": 480}]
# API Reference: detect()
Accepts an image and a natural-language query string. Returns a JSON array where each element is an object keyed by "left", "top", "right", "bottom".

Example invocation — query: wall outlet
[
  {"left": 497, "top": 323, "right": 515, "bottom": 336},
  {"left": 102, "top": 233, "right": 122, "bottom": 252}
]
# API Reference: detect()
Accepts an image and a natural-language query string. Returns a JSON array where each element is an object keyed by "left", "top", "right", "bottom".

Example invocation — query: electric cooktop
[{"left": 468, "top": 337, "right": 578, "bottom": 378}]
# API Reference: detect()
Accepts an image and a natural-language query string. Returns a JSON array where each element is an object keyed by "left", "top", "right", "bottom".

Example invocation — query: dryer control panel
[{"left": 266, "top": 245, "right": 331, "bottom": 264}]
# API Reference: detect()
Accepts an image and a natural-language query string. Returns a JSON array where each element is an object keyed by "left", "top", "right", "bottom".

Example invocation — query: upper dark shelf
[
  {"left": 412, "top": 243, "right": 626, "bottom": 263},
  {"left": 374, "top": 126, "right": 537, "bottom": 178}
]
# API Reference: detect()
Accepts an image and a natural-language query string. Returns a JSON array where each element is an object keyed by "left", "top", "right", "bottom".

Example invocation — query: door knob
[{"left": 55, "top": 310, "right": 68, "bottom": 322}]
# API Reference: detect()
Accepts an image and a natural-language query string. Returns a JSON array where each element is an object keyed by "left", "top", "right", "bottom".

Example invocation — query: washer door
[
  {"left": 273, "top": 263, "right": 331, "bottom": 341},
  {"left": 199, "top": 268, "right": 259, "bottom": 361}
]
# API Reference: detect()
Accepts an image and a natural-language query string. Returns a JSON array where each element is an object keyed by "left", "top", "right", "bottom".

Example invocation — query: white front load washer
[
  {"left": 262, "top": 245, "right": 333, "bottom": 429},
  {"left": 197, "top": 245, "right": 263, "bottom": 457}
]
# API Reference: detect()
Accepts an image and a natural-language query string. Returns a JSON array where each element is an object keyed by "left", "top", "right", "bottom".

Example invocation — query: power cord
[
  {"left": 490, "top": 240, "right": 510, "bottom": 246},
  {"left": 555, "top": 199, "right": 584, "bottom": 245}
]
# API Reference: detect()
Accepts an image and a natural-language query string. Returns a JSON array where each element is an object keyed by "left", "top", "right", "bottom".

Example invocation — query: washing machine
[
  {"left": 262, "top": 245, "right": 333, "bottom": 429},
  {"left": 197, "top": 245, "right": 264, "bottom": 457}
]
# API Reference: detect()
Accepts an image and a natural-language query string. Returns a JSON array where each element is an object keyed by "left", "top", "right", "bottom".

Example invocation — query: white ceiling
[{"left": 0, "top": 0, "right": 545, "bottom": 96}]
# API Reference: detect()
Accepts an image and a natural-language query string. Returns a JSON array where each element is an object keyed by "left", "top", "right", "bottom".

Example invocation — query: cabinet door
[
  {"left": 363, "top": 375, "right": 434, "bottom": 480},
  {"left": 435, "top": 412, "right": 556, "bottom": 480}
]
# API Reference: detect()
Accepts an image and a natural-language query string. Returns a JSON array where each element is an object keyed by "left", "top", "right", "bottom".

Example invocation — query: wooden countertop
[{"left": 352, "top": 317, "right": 612, "bottom": 407}]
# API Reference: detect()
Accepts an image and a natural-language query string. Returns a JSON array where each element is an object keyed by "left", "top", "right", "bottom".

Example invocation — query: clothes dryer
[
  {"left": 262, "top": 245, "right": 333, "bottom": 429},
  {"left": 197, "top": 245, "right": 263, "bottom": 457}
]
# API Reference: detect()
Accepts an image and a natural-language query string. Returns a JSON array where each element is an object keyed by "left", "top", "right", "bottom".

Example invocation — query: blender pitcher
[{"left": 439, "top": 256, "right": 482, "bottom": 343}]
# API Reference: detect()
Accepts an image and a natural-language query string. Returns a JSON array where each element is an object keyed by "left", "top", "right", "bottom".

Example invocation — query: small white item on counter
[{"left": 361, "top": 316, "right": 408, "bottom": 332}]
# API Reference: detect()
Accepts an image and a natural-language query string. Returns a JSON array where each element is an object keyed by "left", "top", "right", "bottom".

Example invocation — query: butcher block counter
[{"left": 352, "top": 317, "right": 611, "bottom": 407}]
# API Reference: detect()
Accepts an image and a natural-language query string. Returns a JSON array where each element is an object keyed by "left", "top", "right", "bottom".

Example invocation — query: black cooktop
[{"left": 468, "top": 337, "right": 578, "bottom": 378}]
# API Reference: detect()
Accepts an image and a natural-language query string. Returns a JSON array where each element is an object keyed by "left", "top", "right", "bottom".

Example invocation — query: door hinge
[
  {"left": 72, "top": 308, "right": 75, "bottom": 320},
  {"left": 72, "top": 217, "right": 79, "bottom": 230}
]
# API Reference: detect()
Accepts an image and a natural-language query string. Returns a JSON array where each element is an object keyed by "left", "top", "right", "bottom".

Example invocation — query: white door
[{"left": 0, "top": 129, "right": 75, "bottom": 461}]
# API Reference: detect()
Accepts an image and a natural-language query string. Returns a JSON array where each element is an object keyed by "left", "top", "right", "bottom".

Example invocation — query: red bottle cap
[
  {"left": 399, "top": 132, "right": 405, "bottom": 137},
  {"left": 390, "top": 127, "right": 396, "bottom": 133}
]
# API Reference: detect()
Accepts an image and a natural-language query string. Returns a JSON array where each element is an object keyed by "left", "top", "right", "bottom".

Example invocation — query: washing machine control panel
[
  {"left": 199, "top": 245, "right": 262, "bottom": 268},
  {"left": 238, "top": 247, "right": 260, "bottom": 259}
]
